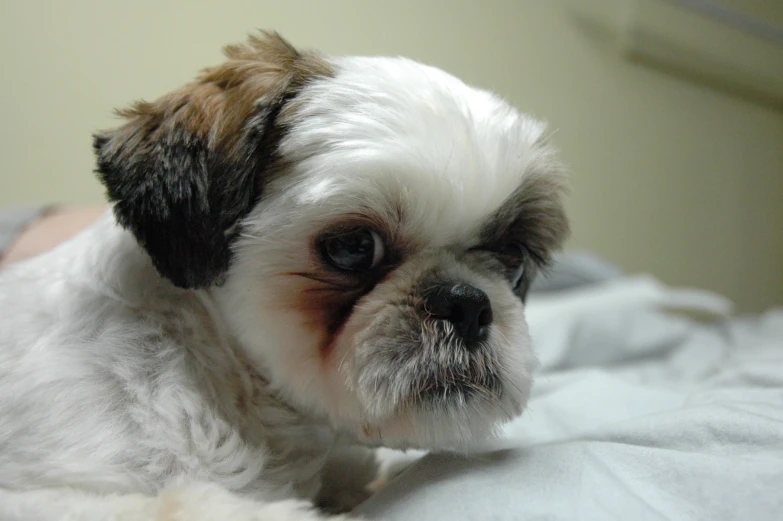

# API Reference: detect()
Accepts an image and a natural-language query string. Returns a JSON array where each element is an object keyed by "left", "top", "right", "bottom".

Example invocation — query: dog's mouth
[
  {"left": 352, "top": 317, "right": 513, "bottom": 416},
  {"left": 412, "top": 370, "right": 504, "bottom": 407},
  {"left": 352, "top": 351, "right": 519, "bottom": 449},
  {"left": 407, "top": 318, "right": 505, "bottom": 406}
]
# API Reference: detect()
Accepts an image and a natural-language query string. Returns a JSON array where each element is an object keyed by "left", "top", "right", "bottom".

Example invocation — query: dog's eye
[
  {"left": 510, "top": 261, "right": 525, "bottom": 290},
  {"left": 321, "top": 229, "right": 385, "bottom": 272},
  {"left": 498, "top": 243, "right": 527, "bottom": 290}
]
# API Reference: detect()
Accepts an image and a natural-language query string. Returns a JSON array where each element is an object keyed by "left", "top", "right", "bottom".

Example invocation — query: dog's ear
[{"left": 94, "top": 32, "right": 332, "bottom": 288}]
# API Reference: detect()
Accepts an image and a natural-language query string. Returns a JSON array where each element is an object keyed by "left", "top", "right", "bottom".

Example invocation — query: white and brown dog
[{"left": 0, "top": 32, "right": 568, "bottom": 520}]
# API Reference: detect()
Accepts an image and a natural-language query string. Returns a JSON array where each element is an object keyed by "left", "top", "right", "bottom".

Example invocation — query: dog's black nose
[{"left": 425, "top": 283, "right": 493, "bottom": 344}]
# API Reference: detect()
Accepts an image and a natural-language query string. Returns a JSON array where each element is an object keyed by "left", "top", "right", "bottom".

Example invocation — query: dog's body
[
  {"left": 0, "top": 216, "right": 334, "bottom": 497},
  {"left": 0, "top": 216, "right": 365, "bottom": 519},
  {"left": 0, "top": 33, "right": 568, "bottom": 520}
]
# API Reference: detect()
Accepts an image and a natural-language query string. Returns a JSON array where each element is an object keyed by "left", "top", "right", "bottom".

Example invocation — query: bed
[{"left": 356, "top": 253, "right": 783, "bottom": 520}]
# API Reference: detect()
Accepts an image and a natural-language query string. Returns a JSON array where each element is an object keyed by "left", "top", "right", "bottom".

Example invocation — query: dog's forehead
[{"left": 277, "top": 55, "right": 550, "bottom": 245}]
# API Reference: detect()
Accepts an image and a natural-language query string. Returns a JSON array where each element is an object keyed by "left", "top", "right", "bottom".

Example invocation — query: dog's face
[{"left": 95, "top": 33, "right": 568, "bottom": 450}]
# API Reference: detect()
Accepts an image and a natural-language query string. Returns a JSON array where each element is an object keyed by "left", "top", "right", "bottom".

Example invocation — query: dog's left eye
[
  {"left": 496, "top": 243, "right": 527, "bottom": 290},
  {"left": 469, "top": 242, "right": 529, "bottom": 289},
  {"left": 510, "top": 261, "right": 526, "bottom": 289},
  {"left": 321, "top": 229, "right": 385, "bottom": 272}
]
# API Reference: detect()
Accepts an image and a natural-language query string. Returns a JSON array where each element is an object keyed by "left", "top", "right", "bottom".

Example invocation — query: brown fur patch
[
  {"left": 278, "top": 219, "right": 404, "bottom": 363},
  {"left": 106, "top": 31, "right": 334, "bottom": 164},
  {"left": 278, "top": 270, "right": 363, "bottom": 361},
  {"left": 154, "top": 490, "right": 182, "bottom": 521}
]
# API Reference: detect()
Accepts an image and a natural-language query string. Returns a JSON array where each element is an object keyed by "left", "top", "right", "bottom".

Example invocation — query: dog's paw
[
  {"left": 316, "top": 486, "right": 374, "bottom": 515},
  {"left": 368, "top": 447, "right": 426, "bottom": 492},
  {"left": 315, "top": 444, "right": 379, "bottom": 514},
  {"left": 159, "top": 481, "right": 356, "bottom": 521}
]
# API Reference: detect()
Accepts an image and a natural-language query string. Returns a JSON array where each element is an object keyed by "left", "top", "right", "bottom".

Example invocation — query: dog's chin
[
  {"left": 353, "top": 398, "right": 528, "bottom": 451},
  {"left": 350, "top": 380, "right": 529, "bottom": 451},
  {"left": 337, "top": 319, "right": 534, "bottom": 451}
]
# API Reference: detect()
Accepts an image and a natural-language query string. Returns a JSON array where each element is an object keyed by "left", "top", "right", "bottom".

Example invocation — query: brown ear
[{"left": 94, "top": 32, "right": 333, "bottom": 288}]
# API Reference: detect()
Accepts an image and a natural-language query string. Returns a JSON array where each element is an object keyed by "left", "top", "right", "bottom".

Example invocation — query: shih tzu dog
[{"left": 0, "top": 32, "right": 568, "bottom": 520}]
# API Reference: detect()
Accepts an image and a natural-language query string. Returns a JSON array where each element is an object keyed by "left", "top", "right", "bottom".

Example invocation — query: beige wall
[{"left": 1, "top": 1, "right": 781, "bottom": 311}]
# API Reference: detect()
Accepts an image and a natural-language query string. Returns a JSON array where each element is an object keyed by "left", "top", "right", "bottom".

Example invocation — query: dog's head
[{"left": 95, "top": 32, "right": 569, "bottom": 450}]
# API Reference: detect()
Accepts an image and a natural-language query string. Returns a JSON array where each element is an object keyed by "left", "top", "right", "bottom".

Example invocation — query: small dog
[{"left": 0, "top": 32, "right": 568, "bottom": 520}]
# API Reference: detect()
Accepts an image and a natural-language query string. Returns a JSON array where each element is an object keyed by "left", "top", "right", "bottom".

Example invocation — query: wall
[{"left": 1, "top": 0, "right": 781, "bottom": 311}]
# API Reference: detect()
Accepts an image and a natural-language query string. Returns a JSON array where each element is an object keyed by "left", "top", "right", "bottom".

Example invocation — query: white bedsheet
[{"left": 357, "top": 275, "right": 783, "bottom": 520}]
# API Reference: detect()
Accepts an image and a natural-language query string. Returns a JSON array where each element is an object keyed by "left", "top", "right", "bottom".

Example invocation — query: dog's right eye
[{"left": 320, "top": 229, "right": 385, "bottom": 272}]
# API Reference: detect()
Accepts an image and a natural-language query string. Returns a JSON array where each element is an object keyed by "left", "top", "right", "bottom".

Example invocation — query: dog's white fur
[{"left": 0, "top": 37, "right": 565, "bottom": 521}]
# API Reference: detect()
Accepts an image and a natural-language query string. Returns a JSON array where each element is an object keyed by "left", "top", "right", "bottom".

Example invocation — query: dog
[{"left": 0, "top": 32, "right": 568, "bottom": 520}]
